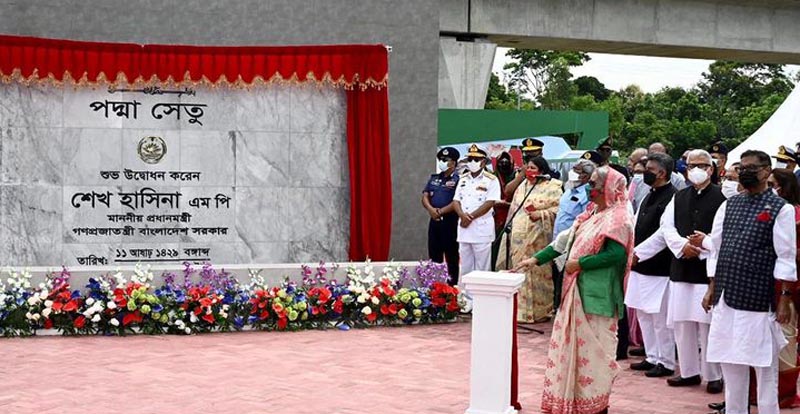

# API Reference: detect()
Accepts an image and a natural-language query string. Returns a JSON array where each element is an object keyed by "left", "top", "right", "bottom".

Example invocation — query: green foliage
[{"left": 486, "top": 51, "right": 795, "bottom": 156}]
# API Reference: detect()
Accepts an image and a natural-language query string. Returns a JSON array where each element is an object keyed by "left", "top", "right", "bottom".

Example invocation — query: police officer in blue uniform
[{"left": 422, "top": 147, "right": 461, "bottom": 284}]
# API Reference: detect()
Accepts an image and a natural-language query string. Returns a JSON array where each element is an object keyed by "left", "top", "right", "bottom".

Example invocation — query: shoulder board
[{"left": 482, "top": 171, "right": 497, "bottom": 180}]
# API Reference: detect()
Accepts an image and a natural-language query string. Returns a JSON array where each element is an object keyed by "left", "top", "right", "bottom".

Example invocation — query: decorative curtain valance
[{"left": 0, "top": 35, "right": 388, "bottom": 90}]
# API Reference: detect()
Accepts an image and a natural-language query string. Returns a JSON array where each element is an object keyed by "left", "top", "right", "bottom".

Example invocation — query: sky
[{"left": 492, "top": 47, "right": 800, "bottom": 93}]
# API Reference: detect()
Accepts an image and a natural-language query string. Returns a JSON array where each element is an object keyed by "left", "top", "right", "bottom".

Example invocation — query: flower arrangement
[{"left": 0, "top": 260, "right": 463, "bottom": 337}]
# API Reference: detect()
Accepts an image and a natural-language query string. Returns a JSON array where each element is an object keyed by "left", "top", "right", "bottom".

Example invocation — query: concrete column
[
  {"left": 439, "top": 37, "right": 497, "bottom": 109},
  {"left": 463, "top": 270, "right": 524, "bottom": 414}
]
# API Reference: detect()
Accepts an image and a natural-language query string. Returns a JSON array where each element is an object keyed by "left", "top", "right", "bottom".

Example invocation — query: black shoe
[
  {"left": 615, "top": 353, "right": 628, "bottom": 361},
  {"left": 629, "top": 360, "right": 656, "bottom": 371},
  {"left": 666, "top": 374, "right": 701, "bottom": 386},
  {"left": 706, "top": 379, "right": 724, "bottom": 394},
  {"left": 645, "top": 363, "right": 674, "bottom": 377},
  {"left": 708, "top": 401, "right": 724, "bottom": 410},
  {"left": 629, "top": 347, "right": 646, "bottom": 357}
]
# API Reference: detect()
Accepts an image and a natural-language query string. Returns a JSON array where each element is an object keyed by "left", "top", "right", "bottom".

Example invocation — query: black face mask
[
  {"left": 739, "top": 170, "right": 761, "bottom": 189},
  {"left": 497, "top": 161, "right": 512, "bottom": 174},
  {"left": 643, "top": 171, "right": 657, "bottom": 186}
]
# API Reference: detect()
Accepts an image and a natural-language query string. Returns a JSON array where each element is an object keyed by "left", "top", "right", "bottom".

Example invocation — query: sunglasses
[
  {"left": 739, "top": 164, "right": 769, "bottom": 173},
  {"left": 687, "top": 163, "right": 711, "bottom": 170},
  {"left": 466, "top": 157, "right": 484, "bottom": 163}
]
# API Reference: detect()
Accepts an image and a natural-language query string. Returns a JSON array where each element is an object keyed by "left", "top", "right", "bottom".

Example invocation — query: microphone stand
[{"left": 496, "top": 174, "right": 545, "bottom": 335}]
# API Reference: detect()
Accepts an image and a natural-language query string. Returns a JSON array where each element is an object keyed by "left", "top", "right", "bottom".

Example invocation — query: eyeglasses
[
  {"left": 687, "top": 163, "right": 711, "bottom": 170},
  {"left": 739, "top": 164, "right": 769, "bottom": 173},
  {"left": 466, "top": 157, "right": 483, "bottom": 163}
]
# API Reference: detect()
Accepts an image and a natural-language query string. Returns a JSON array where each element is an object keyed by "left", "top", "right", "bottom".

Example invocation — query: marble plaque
[{"left": 0, "top": 83, "right": 349, "bottom": 266}]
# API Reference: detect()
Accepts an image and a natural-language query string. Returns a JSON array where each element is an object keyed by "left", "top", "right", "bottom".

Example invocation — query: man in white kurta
[
  {"left": 654, "top": 150, "right": 724, "bottom": 393},
  {"left": 453, "top": 144, "right": 501, "bottom": 277},
  {"left": 704, "top": 150, "right": 797, "bottom": 414}
]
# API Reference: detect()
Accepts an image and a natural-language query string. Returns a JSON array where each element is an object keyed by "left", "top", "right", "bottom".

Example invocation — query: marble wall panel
[
  {"left": 0, "top": 83, "right": 63, "bottom": 128},
  {"left": 2, "top": 83, "right": 350, "bottom": 266},
  {"left": 289, "top": 132, "right": 348, "bottom": 188},
  {"left": 62, "top": 128, "right": 123, "bottom": 186},
  {"left": 1, "top": 184, "right": 62, "bottom": 266},
  {"left": 179, "top": 130, "right": 235, "bottom": 187},
  {"left": 234, "top": 131, "right": 290, "bottom": 188},
  {"left": 0, "top": 127, "right": 63, "bottom": 185}
]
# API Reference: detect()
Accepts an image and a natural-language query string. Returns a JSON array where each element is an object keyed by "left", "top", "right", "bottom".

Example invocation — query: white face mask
[
  {"left": 687, "top": 168, "right": 709, "bottom": 185},
  {"left": 773, "top": 188, "right": 781, "bottom": 197},
  {"left": 776, "top": 161, "right": 788, "bottom": 169},
  {"left": 437, "top": 160, "right": 450, "bottom": 173},
  {"left": 568, "top": 170, "right": 580, "bottom": 182},
  {"left": 721, "top": 180, "right": 741, "bottom": 199},
  {"left": 632, "top": 173, "right": 643, "bottom": 182},
  {"left": 467, "top": 160, "right": 483, "bottom": 173}
]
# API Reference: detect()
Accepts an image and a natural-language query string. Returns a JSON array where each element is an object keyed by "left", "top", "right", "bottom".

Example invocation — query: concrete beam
[
  {"left": 439, "top": 37, "right": 497, "bottom": 109},
  {"left": 440, "top": 0, "right": 800, "bottom": 64}
]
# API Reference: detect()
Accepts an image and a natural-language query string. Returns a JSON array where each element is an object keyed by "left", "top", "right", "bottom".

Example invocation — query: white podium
[{"left": 462, "top": 271, "right": 525, "bottom": 414}]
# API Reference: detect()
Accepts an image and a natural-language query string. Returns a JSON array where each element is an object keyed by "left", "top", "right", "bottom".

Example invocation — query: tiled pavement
[{"left": 2, "top": 320, "right": 800, "bottom": 414}]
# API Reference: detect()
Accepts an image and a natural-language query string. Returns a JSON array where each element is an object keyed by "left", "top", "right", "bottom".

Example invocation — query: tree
[
  {"left": 484, "top": 72, "right": 535, "bottom": 110},
  {"left": 503, "top": 49, "right": 589, "bottom": 107},
  {"left": 574, "top": 76, "right": 611, "bottom": 102}
]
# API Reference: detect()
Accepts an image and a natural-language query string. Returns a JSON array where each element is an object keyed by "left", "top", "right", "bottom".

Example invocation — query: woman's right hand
[{"left": 512, "top": 257, "right": 538, "bottom": 273}]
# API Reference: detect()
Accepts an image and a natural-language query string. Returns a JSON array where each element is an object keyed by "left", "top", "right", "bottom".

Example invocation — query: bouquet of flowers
[
  {"left": 0, "top": 269, "right": 34, "bottom": 336},
  {"left": 428, "top": 281, "right": 461, "bottom": 321}
]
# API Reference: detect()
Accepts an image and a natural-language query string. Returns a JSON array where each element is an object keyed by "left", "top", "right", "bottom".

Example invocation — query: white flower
[
  {"left": 190, "top": 313, "right": 198, "bottom": 323},
  {"left": 44, "top": 300, "right": 53, "bottom": 308},
  {"left": 107, "top": 301, "right": 117, "bottom": 310},
  {"left": 371, "top": 296, "right": 380, "bottom": 305},
  {"left": 184, "top": 327, "right": 192, "bottom": 334},
  {"left": 220, "top": 312, "right": 228, "bottom": 319},
  {"left": 222, "top": 304, "right": 229, "bottom": 311},
  {"left": 32, "top": 313, "right": 41, "bottom": 321},
  {"left": 86, "top": 298, "right": 95, "bottom": 306},
  {"left": 25, "top": 312, "right": 32, "bottom": 319},
  {"left": 27, "top": 296, "right": 39, "bottom": 306},
  {"left": 91, "top": 314, "right": 101, "bottom": 323},
  {"left": 361, "top": 306, "right": 372, "bottom": 315},
  {"left": 41, "top": 308, "right": 52, "bottom": 318},
  {"left": 39, "top": 290, "right": 48, "bottom": 300},
  {"left": 357, "top": 295, "right": 367, "bottom": 304},
  {"left": 175, "top": 320, "right": 184, "bottom": 328},
  {"left": 109, "top": 318, "right": 120, "bottom": 326}
]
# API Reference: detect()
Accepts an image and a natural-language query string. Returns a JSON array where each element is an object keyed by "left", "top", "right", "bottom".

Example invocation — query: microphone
[{"left": 537, "top": 174, "right": 551, "bottom": 180}]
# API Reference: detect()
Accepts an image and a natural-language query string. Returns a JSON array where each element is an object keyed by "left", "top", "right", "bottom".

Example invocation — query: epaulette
[{"left": 482, "top": 170, "right": 498, "bottom": 180}]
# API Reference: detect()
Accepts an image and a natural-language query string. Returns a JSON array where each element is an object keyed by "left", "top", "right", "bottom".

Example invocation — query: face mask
[
  {"left": 632, "top": 173, "right": 643, "bottom": 183},
  {"left": 721, "top": 180, "right": 740, "bottom": 199},
  {"left": 643, "top": 171, "right": 657, "bottom": 186},
  {"left": 738, "top": 170, "right": 760, "bottom": 189},
  {"left": 467, "top": 161, "right": 482, "bottom": 173},
  {"left": 585, "top": 185, "right": 601, "bottom": 201},
  {"left": 497, "top": 160, "right": 512, "bottom": 173},
  {"left": 773, "top": 188, "right": 781, "bottom": 197},
  {"left": 687, "top": 168, "right": 709, "bottom": 185},
  {"left": 568, "top": 170, "right": 580, "bottom": 182},
  {"left": 776, "top": 161, "right": 788, "bottom": 169},
  {"left": 437, "top": 160, "right": 450, "bottom": 173},
  {"left": 525, "top": 169, "right": 539, "bottom": 180}
]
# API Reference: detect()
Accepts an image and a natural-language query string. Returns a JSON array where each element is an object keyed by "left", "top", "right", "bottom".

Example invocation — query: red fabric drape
[
  {"left": 0, "top": 35, "right": 388, "bottom": 89},
  {"left": 0, "top": 35, "right": 392, "bottom": 261},
  {"left": 347, "top": 88, "right": 392, "bottom": 261}
]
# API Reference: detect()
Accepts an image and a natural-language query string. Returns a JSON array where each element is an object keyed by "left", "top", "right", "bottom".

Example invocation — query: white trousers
[
  {"left": 459, "top": 242, "right": 492, "bottom": 277},
  {"left": 673, "top": 320, "right": 722, "bottom": 381},
  {"left": 720, "top": 351, "right": 779, "bottom": 414},
  {"left": 636, "top": 290, "right": 676, "bottom": 370}
]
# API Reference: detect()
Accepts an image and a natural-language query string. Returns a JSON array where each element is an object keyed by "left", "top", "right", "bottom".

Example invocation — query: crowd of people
[{"left": 422, "top": 138, "right": 800, "bottom": 414}]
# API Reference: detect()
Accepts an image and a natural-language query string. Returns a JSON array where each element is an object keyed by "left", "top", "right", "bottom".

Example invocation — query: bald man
[{"left": 649, "top": 142, "right": 688, "bottom": 190}]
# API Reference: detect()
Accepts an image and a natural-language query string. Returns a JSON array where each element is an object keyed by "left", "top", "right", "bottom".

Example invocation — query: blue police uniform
[{"left": 423, "top": 147, "right": 461, "bottom": 283}]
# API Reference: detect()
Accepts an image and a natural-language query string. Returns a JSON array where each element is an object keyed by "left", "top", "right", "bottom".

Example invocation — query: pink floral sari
[{"left": 542, "top": 167, "right": 634, "bottom": 414}]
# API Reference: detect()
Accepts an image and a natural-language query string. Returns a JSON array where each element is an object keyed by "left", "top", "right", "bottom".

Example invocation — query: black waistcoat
[
  {"left": 632, "top": 183, "right": 676, "bottom": 276},
  {"left": 670, "top": 185, "right": 727, "bottom": 284},
  {"left": 713, "top": 191, "right": 786, "bottom": 312}
]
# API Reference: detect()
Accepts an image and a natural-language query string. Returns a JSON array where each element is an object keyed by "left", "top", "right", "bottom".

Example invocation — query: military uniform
[
  {"left": 522, "top": 137, "right": 560, "bottom": 180},
  {"left": 423, "top": 146, "right": 461, "bottom": 283},
  {"left": 596, "top": 137, "right": 630, "bottom": 183},
  {"left": 454, "top": 145, "right": 501, "bottom": 277},
  {"left": 709, "top": 141, "right": 728, "bottom": 182}
]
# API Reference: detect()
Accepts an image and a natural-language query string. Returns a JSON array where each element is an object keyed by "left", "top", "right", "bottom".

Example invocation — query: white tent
[{"left": 728, "top": 86, "right": 800, "bottom": 165}]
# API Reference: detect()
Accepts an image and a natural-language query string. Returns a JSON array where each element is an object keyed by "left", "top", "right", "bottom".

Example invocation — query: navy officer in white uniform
[{"left": 453, "top": 144, "right": 501, "bottom": 277}]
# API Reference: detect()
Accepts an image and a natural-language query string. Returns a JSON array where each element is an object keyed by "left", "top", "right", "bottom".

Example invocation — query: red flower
[
  {"left": 44, "top": 318, "right": 53, "bottom": 329},
  {"left": 63, "top": 300, "right": 78, "bottom": 312},
  {"left": 757, "top": 210, "right": 771, "bottom": 222},
  {"left": 333, "top": 299, "right": 344, "bottom": 314},
  {"left": 52, "top": 301, "right": 63, "bottom": 312},
  {"left": 74, "top": 315, "right": 86, "bottom": 329},
  {"left": 366, "top": 313, "right": 378, "bottom": 322},
  {"left": 380, "top": 305, "right": 389, "bottom": 315},
  {"left": 388, "top": 303, "right": 399, "bottom": 315},
  {"left": 201, "top": 313, "right": 215, "bottom": 324},
  {"left": 259, "top": 310, "right": 269, "bottom": 320},
  {"left": 276, "top": 317, "right": 288, "bottom": 330}
]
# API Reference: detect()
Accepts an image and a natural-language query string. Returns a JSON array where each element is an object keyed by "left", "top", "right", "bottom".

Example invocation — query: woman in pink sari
[{"left": 515, "top": 166, "right": 634, "bottom": 414}]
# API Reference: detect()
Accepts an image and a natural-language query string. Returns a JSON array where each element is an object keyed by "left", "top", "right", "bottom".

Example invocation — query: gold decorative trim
[{"left": 0, "top": 68, "right": 388, "bottom": 91}]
